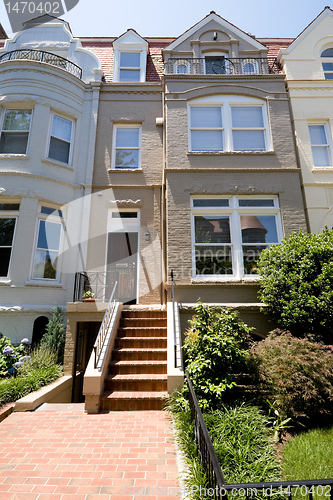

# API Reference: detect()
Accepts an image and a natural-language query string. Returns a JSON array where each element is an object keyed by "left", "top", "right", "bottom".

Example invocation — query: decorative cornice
[{"left": 107, "top": 199, "right": 143, "bottom": 208}]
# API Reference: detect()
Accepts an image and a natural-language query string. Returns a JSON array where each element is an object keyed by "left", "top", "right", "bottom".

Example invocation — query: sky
[{"left": 0, "top": 0, "right": 331, "bottom": 39}]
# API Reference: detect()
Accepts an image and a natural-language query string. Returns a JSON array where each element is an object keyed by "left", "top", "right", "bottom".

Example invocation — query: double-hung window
[
  {"left": 309, "top": 123, "right": 332, "bottom": 167},
  {"left": 0, "top": 203, "right": 20, "bottom": 278},
  {"left": 32, "top": 206, "right": 63, "bottom": 281},
  {"left": 119, "top": 52, "right": 141, "bottom": 82},
  {"left": 0, "top": 109, "right": 32, "bottom": 154},
  {"left": 191, "top": 196, "right": 281, "bottom": 279},
  {"left": 189, "top": 96, "right": 270, "bottom": 152},
  {"left": 321, "top": 48, "right": 333, "bottom": 79},
  {"left": 48, "top": 114, "right": 74, "bottom": 165},
  {"left": 112, "top": 125, "right": 141, "bottom": 169}
]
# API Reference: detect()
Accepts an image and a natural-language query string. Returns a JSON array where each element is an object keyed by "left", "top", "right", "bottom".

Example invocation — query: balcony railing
[
  {"left": 165, "top": 57, "right": 281, "bottom": 76},
  {"left": 0, "top": 49, "right": 83, "bottom": 79}
]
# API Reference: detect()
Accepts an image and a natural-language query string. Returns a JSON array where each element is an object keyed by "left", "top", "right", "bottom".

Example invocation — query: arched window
[
  {"left": 242, "top": 59, "right": 259, "bottom": 75},
  {"left": 174, "top": 60, "right": 190, "bottom": 74},
  {"left": 31, "top": 316, "right": 49, "bottom": 348},
  {"left": 321, "top": 48, "right": 333, "bottom": 79}
]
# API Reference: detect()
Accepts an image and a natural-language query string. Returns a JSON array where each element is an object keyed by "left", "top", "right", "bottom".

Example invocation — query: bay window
[
  {"left": 0, "top": 109, "right": 32, "bottom": 154},
  {"left": 191, "top": 196, "right": 281, "bottom": 279},
  {"left": 0, "top": 203, "right": 20, "bottom": 278},
  {"left": 48, "top": 114, "right": 74, "bottom": 165}
]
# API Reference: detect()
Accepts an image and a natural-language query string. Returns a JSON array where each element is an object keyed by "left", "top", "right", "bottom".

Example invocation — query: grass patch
[
  {"left": 283, "top": 427, "right": 333, "bottom": 480},
  {"left": 0, "top": 347, "right": 62, "bottom": 407}
]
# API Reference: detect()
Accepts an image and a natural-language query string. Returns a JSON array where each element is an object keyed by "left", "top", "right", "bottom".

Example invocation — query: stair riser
[
  {"left": 122, "top": 311, "right": 166, "bottom": 319},
  {"left": 112, "top": 351, "right": 167, "bottom": 361},
  {"left": 100, "top": 398, "right": 165, "bottom": 411},
  {"left": 104, "top": 379, "right": 168, "bottom": 392},
  {"left": 115, "top": 339, "right": 167, "bottom": 349},
  {"left": 117, "top": 328, "right": 167, "bottom": 338},
  {"left": 109, "top": 364, "right": 167, "bottom": 375},
  {"left": 120, "top": 319, "right": 167, "bottom": 328}
]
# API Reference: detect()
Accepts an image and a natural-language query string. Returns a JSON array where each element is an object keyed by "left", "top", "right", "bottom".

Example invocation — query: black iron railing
[
  {"left": 0, "top": 49, "right": 83, "bottom": 79},
  {"left": 73, "top": 271, "right": 115, "bottom": 302},
  {"left": 93, "top": 281, "right": 118, "bottom": 369},
  {"left": 165, "top": 57, "right": 281, "bottom": 75},
  {"left": 185, "top": 371, "right": 333, "bottom": 500}
]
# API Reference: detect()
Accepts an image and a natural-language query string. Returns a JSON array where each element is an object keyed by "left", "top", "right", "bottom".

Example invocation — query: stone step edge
[
  {"left": 109, "top": 360, "right": 167, "bottom": 365},
  {"left": 105, "top": 374, "right": 167, "bottom": 380},
  {"left": 101, "top": 391, "right": 168, "bottom": 399}
]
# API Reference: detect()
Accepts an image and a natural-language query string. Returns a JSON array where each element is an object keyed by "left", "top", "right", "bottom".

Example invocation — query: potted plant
[{"left": 83, "top": 290, "right": 95, "bottom": 302}]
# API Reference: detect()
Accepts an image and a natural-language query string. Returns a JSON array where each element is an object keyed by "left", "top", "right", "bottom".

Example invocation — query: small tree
[
  {"left": 41, "top": 307, "right": 65, "bottom": 364},
  {"left": 183, "top": 302, "right": 253, "bottom": 409},
  {"left": 257, "top": 228, "right": 333, "bottom": 342}
]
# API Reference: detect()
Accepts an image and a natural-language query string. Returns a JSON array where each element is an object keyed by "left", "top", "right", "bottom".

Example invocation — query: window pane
[
  {"left": 205, "top": 57, "right": 226, "bottom": 75},
  {"left": 115, "top": 149, "right": 139, "bottom": 168},
  {"left": 191, "top": 107, "right": 222, "bottom": 128},
  {"left": 41, "top": 206, "right": 63, "bottom": 217},
  {"left": 120, "top": 53, "right": 140, "bottom": 67},
  {"left": 37, "top": 220, "right": 61, "bottom": 251},
  {"left": 0, "top": 247, "right": 11, "bottom": 277},
  {"left": 191, "top": 130, "right": 223, "bottom": 151},
  {"left": 195, "top": 216, "right": 231, "bottom": 244},
  {"left": 0, "top": 218, "right": 16, "bottom": 246},
  {"left": 119, "top": 69, "right": 141, "bottom": 82},
  {"left": 241, "top": 215, "right": 278, "bottom": 244},
  {"left": 49, "top": 137, "right": 70, "bottom": 163},
  {"left": 112, "top": 212, "right": 138, "bottom": 218},
  {"left": 33, "top": 249, "right": 57, "bottom": 279},
  {"left": 193, "top": 199, "right": 229, "bottom": 207},
  {"left": 309, "top": 125, "right": 327, "bottom": 145},
  {"left": 51, "top": 115, "right": 72, "bottom": 142},
  {"left": 321, "top": 48, "right": 333, "bottom": 57},
  {"left": 0, "top": 132, "right": 29, "bottom": 154},
  {"left": 322, "top": 63, "right": 333, "bottom": 71},
  {"left": 233, "top": 130, "right": 265, "bottom": 151},
  {"left": 243, "top": 245, "right": 267, "bottom": 275},
  {"left": 312, "top": 146, "right": 330, "bottom": 167},
  {"left": 231, "top": 106, "right": 264, "bottom": 128},
  {"left": 324, "top": 74, "right": 333, "bottom": 80},
  {"left": 239, "top": 199, "right": 274, "bottom": 207},
  {"left": 195, "top": 245, "right": 233, "bottom": 275},
  {"left": 0, "top": 204, "right": 20, "bottom": 211},
  {"left": 116, "top": 128, "right": 139, "bottom": 148},
  {"left": 3, "top": 110, "right": 31, "bottom": 131},
  {"left": 243, "top": 62, "right": 257, "bottom": 74},
  {"left": 177, "top": 64, "right": 188, "bottom": 74}
]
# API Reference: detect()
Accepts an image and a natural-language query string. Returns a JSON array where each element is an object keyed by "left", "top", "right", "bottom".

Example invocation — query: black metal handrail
[
  {"left": 0, "top": 49, "right": 83, "bottom": 79},
  {"left": 185, "top": 371, "right": 333, "bottom": 500},
  {"left": 165, "top": 57, "right": 281, "bottom": 75},
  {"left": 93, "top": 281, "right": 118, "bottom": 369}
]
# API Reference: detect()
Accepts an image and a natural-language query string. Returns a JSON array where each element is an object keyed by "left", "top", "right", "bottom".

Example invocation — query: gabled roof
[
  {"left": 113, "top": 28, "right": 147, "bottom": 48},
  {"left": 280, "top": 6, "right": 333, "bottom": 54},
  {"left": 164, "top": 11, "right": 268, "bottom": 52}
]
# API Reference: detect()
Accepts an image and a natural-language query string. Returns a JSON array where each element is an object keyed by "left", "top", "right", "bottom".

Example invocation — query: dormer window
[
  {"left": 119, "top": 52, "right": 141, "bottom": 82},
  {"left": 321, "top": 48, "right": 333, "bottom": 79},
  {"left": 113, "top": 29, "right": 148, "bottom": 83}
]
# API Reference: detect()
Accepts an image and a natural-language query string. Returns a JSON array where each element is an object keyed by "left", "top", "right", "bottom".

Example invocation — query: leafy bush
[
  {"left": 183, "top": 302, "right": 252, "bottom": 409},
  {"left": 41, "top": 307, "right": 65, "bottom": 364},
  {"left": 0, "top": 334, "right": 30, "bottom": 378},
  {"left": 257, "top": 228, "right": 333, "bottom": 342},
  {"left": 205, "top": 403, "right": 281, "bottom": 483},
  {"left": 0, "top": 346, "right": 62, "bottom": 407},
  {"left": 249, "top": 330, "right": 333, "bottom": 423}
]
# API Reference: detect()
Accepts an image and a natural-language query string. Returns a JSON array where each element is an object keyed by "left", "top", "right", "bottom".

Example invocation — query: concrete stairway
[{"left": 100, "top": 308, "right": 168, "bottom": 410}]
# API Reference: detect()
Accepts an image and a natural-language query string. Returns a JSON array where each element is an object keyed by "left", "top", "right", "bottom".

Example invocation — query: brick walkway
[{"left": 0, "top": 405, "right": 181, "bottom": 500}]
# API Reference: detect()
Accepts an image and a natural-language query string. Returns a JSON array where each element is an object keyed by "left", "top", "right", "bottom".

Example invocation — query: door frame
[{"left": 106, "top": 209, "right": 140, "bottom": 303}]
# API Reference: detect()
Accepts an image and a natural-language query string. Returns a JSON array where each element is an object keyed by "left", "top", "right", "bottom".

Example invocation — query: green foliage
[
  {"left": 283, "top": 426, "right": 333, "bottom": 480},
  {"left": 41, "top": 307, "right": 65, "bottom": 364},
  {"left": 0, "top": 346, "right": 62, "bottom": 407},
  {"left": 183, "top": 302, "right": 253, "bottom": 409},
  {"left": 205, "top": 403, "right": 281, "bottom": 483},
  {"left": 250, "top": 330, "right": 333, "bottom": 423},
  {"left": 0, "top": 335, "right": 30, "bottom": 378},
  {"left": 257, "top": 228, "right": 333, "bottom": 342}
]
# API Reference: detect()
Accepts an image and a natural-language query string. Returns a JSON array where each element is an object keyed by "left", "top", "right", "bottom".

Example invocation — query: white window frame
[
  {"left": 47, "top": 113, "right": 74, "bottom": 166},
  {"left": 111, "top": 124, "right": 142, "bottom": 169},
  {"left": 242, "top": 59, "right": 259, "bottom": 75},
  {"left": 188, "top": 95, "right": 271, "bottom": 152},
  {"left": 191, "top": 195, "right": 282, "bottom": 280},
  {"left": 0, "top": 108, "right": 33, "bottom": 155},
  {"left": 308, "top": 122, "right": 333, "bottom": 168},
  {"left": 174, "top": 59, "right": 190, "bottom": 74},
  {"left": 113, "top": 48, "right": 147, "bottom": 83},
  {"left": 0, "top": 203, "right": 20, "bottom": 278},
  {"left": 31, "top": 205, "right": 64, "bottom": 282}
]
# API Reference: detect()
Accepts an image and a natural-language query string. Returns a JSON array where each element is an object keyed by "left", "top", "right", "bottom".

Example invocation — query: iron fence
[
  {"left": 73, "top": 271, "right": 115, "bottom": 302},
  {"left": 0, "top": 49, "right": 83, "bottom": 79},
  {"left": 165, "top": 57, "right": 281, "bottom": 75}
]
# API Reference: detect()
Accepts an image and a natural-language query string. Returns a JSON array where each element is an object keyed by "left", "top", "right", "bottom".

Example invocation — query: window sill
[
  {"left": 0, "top": 154, "right": 29, "bottom": 160},
  {"left": 187, "top": 151, "right": 275, "bottom": 156},
  {"left": 312, "top": 167, "right": 333, "bottom": 172},
  {"left": 191, "top": 277, "right": 260, "bottom": 284},
  {"left": 25, "top": 280, "right": 64, "bottom": 288},
  {"left": 42, "top": 158, "right": 74, "bottom": 171},
  {"left": 108, "top": 168, "right": 143, "bottom": 172},
  {"left": 0, "top": 279, "right": 12, "bottom": 286}
]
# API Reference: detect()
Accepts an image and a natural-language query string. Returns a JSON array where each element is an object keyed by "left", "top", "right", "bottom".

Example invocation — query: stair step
[
  {"left": 117, "top": 327, "right": 167, "bottom": 338},
  {"left": 112, "top": 348, "right": 167, "bottom": 361},
  {"left": 109, "top": 360, "right": 167, "bottom": 374},
  {"left": 121, "top": 310, "right": 166, "bottom": 319},
  {"left": 104, "top": 374, "right": 167, "bottom": 392},
  {"left": 100, "top": 391, "right": 167, "bottom": 411},
  {"left": 120, "top": 318, "right": 167, "bottom": 327},
  {"left": 115, "top": 337, "right": 167, "bottom": 349}
]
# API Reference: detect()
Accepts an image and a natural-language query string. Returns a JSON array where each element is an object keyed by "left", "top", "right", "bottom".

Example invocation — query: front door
[{"left": 107, "top": 232, "right": 138, "bottom": 304}]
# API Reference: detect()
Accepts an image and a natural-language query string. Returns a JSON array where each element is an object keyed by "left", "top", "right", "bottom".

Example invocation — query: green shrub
[
  {"left": 257, "top": 228, "right": 333, "bottom": 342},
  {"left": 183, "top": 302, "right": 252, "bottom": 409},
  {"left": 205, "top": 403, "right": 281, "bottom": 483},
  {"left": 0, "top": 334, "right": 30, "bottom": 378},
  {"left": 41, "top": 307, "right": 65, "bottom": 364},
  {"left": 249, "top": 330, "right": 333, "bottom": 423}
]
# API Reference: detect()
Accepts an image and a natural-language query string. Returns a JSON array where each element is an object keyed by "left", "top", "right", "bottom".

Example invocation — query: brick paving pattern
[{"left": 0, "top": 407, "right": 181, "bottom": 499}]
